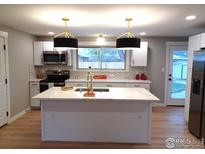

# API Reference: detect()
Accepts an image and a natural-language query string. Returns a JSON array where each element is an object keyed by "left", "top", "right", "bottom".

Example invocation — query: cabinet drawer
[
  {"left": 30, "top": 83, "right": 39, "bottom": 86},
  {"left": 66, "top": 82, "right": 86, "bottom": 87},
  {"left": 30, "top": 82, "right": 40, "bottom": 107},
  {"left": 94, "top": 83, "right": 124, "bottom": 87},
  {"left": 125, "top": 83, "right": 150, "bottom": 91},
  {"left": 30, "top": 84, "right": 40, "bottom": 93},
  {"left": 31, "top": 100, "right": 40, "bottom": 107}
]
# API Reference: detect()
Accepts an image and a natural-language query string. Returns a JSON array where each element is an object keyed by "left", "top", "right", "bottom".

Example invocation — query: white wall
[{"left": 0, "top": 24, "right": 36, "bottom": 117}]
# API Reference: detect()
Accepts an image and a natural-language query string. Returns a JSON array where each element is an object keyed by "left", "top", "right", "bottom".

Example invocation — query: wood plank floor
[{"left": 0, "top": 107, "right": 203, "bottom": 149}]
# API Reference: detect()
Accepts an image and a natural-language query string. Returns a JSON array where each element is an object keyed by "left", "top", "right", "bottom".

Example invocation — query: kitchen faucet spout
[{"left": 83, "top": 69, "right": 95, "bottom": 97}]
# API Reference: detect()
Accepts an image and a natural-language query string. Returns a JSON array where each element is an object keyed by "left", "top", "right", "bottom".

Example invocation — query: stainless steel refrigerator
[{"left": 189, "top": 50, "right": 205, "bottom": 140}]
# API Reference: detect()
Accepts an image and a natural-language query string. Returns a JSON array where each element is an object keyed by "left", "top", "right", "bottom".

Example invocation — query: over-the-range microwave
[{"left": 43, "top": 51, "right": 68, "bottom": 65}]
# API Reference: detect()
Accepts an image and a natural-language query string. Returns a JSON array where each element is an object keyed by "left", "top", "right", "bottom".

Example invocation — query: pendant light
[
  {"left": 54, "top": 18, "right": 78, "bottom": 49},
  {"left": 116, "top": 18, "right": 140, "bottom": 49}
]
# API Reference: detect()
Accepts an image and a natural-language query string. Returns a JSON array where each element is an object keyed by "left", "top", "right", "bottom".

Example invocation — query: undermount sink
[{"left": 75, "top": 88, "right": 109, "bottom": 92}]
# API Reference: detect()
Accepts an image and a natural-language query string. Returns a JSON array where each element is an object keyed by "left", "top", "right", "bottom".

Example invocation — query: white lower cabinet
[{"left": 30, "top": 81, "right": 40, "bottom": 107}]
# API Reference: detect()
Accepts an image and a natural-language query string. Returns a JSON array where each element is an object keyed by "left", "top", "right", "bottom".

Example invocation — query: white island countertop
[
  {"left": 29, "top": 78, "right": 44, "bottom": 82},
  {"left": 33, "top": 87, "right": 159, "bottom": 102}
]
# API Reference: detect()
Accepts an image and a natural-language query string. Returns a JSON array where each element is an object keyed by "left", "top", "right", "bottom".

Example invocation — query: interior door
[
  {"left": 0, "top": 37, "right": 8, "bottom": 127},
  {"left": 167, "top": 45, "right": 188, "bottom": 106}
]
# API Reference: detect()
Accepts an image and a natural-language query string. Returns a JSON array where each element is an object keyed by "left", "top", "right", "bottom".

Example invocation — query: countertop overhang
[{"left": 33, "top": 87, "right": 160, "bottom": 102}]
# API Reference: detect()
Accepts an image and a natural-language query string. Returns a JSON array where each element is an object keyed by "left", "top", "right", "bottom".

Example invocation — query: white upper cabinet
[
  {"left": 33, "top": 41, "right": 54, "bottom": 66},
  {"left": 34, "top": 41, "right": 43, "bottom": 66},
  {"left": 200, "top": 33, "right": 205, "bottom": 48},
  {"left": 43, "top": 42, "right": 54, "bottom": 51},
  {"left": 131, "top": 42, "right": 148, "bottom": 67},
  {"left": 187, "top": 34, "right": 201, "bottom": 69}
]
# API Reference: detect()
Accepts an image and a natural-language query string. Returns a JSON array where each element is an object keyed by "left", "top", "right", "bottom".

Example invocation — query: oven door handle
[
  {"left": 40, "top": 83, "right": 49, "bottom": 85},
  {"left": 54, "top": 83, "right": 65, "bottom": 85}
]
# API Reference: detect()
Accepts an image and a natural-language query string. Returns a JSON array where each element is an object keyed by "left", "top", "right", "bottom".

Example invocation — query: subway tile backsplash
[
  {"left": 30, "top": 65, "right": 148, "bottom": 80},
  {"left": 70, "top": 68, "right": 147, "bottom": 79}
]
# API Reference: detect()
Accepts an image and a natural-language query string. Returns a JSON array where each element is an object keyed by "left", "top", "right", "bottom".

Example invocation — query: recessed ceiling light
[
  {"left": 48, "top": 32, "right": 54, "bottom": 35},
  {"left": 185, "top": 15, "right": 196, "bottom": 20},
  {"left": 140, "top": 32, "right": 146, "bottom": 35}
]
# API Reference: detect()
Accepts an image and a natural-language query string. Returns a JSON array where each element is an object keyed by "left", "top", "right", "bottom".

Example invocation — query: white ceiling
[{"left": 0, "top": 4, "right": 204, "bottom": 37}]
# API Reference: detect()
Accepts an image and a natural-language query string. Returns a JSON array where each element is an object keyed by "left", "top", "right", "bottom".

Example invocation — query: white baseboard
[{"left": 8, "top": 107, "right": 30, "bottom": 124}]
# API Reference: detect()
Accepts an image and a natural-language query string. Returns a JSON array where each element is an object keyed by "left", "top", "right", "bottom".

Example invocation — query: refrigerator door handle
[{"left": 192, "top": 79, "right": 201, "bottom": 95}]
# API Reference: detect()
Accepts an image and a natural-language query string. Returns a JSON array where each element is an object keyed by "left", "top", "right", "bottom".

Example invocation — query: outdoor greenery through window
[
  {"left": 171, "top": 50, "right": 188, "bottom": 99},
  {"left": 77, "top": 48, "right": 126, "bottom": 70}
]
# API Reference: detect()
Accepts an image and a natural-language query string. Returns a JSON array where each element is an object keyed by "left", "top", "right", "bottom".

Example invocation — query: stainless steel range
[{"left": 40, "top": 70, "right": 70, "bottom": 92}]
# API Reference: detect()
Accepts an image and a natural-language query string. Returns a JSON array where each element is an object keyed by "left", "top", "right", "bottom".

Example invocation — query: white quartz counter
[
  {"left": 65, "top": 79, "right": 151, "bottom": 84},
  {"left": 33, "top": 87, "right": 159, "bottom": 102}
]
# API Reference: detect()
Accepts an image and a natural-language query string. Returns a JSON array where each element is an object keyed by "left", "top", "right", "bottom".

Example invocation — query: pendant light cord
[
  {"left": 54, "top": 17, "right": 75, "bottom": 38},
  {"left": 64, "top": 18, "right": 69, "bottom": 38},
  {"left": 128, "top": 20, "right": 130, "bottom": 38},
  {"left": 127, "top": 18, "right": 132, "bottom": 38}
]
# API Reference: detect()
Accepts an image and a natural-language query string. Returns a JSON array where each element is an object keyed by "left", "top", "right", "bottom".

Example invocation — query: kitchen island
[{"left": 33, "top": 87, "right": 159, "bottom": 143}]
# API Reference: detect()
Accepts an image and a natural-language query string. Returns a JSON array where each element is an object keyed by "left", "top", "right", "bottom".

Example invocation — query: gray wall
[
  {"left": 0, "top": 26, "right": 189, "bottom": 117},
  {"left": 37, "top": 36, "right": 188, "bottom": 104},
  {"left": 142, "top": 37, "right": 188, "bottom": 103},
  {"left": 0, "top": 24, "right": 35, "bottom": 117}
]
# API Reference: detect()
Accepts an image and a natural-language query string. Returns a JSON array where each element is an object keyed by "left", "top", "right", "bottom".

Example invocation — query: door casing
[
  {"left": 0, "top": 31, "right": 10, "bottom": 126},
  {"left": 165, "top": 42, "right": 188, "bottom": 106}
]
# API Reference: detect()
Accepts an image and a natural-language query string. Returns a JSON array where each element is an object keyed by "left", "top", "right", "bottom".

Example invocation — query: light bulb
[
  {"left": 96, "top": 35, "right": 105, "bottom": 45},
  {"left": 185, "top": 15, "right": 196, "bottom": 20}
]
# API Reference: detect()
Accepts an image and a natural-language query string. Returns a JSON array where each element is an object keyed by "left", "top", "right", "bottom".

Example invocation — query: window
[
  {"left": 171, "top": 50, "right": 188, "bottom": 99},
  {"left": 78, "top": 48, "right": 101, "bottom": 69},
  {"left": 77, "top": 48, "right": 126, "bottom": 70}
]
